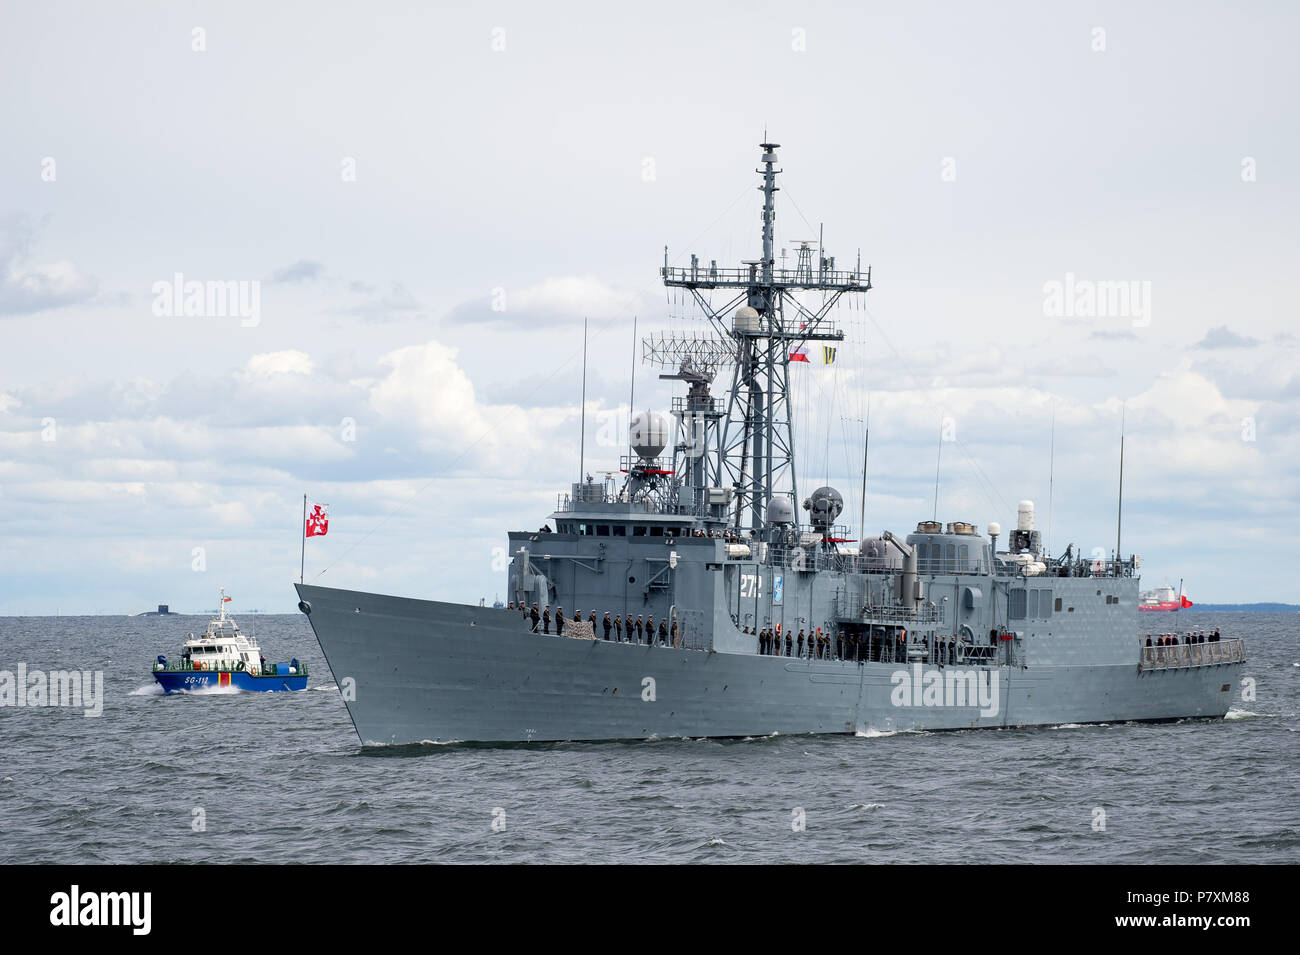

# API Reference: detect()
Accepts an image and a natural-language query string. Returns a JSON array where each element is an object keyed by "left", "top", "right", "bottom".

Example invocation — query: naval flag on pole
[
  {"left": 789, "top": 346, "right": 810, "bottom": 363},
  {"left": 301, "top": 496, "right": 329, "bottom": 584},
  {"left": 305, "top": 503, "right": 330, "bottom": 537}
]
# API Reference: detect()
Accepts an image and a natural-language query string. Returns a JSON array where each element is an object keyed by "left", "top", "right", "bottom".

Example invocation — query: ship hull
[
  {"left": 153, "top": 671, "right": 308, "bottom": 693},
  {"left": 295, "top": 584, "right": 1241, "bottom": 745}
]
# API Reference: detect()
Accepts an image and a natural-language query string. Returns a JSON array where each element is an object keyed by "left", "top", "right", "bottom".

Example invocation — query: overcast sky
[{"left": 2, "top": 1, "right": 1297, "bottom": 613}]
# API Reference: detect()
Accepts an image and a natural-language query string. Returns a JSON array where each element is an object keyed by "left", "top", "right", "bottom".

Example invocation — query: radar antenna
[{"left": 660, "top": 142, "right": 873, "bottom": 534}]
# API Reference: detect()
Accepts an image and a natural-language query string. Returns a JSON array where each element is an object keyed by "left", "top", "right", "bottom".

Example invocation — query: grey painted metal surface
[
  {"left": 295, "top": 582, "right": 1240, "bottom": 745},
  {"left": 294, "top": 143, "right": 1243, "bottom": 745}
]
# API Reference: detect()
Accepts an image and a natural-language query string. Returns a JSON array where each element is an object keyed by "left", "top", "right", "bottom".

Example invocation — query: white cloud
[
  {"left": 0, "top": 218, "right": 98, "bottom": 316},
  {"left": 242, "top": 350, "right": 315, "bottom": 379}
]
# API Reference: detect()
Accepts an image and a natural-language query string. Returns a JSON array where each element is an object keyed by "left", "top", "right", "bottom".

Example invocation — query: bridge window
[
  {"left": 613, "top": 525, "right": 627, "bottom": 536},
  {"left": 650, "top": 526, "right": 663, "bottom": 537},
  {"left": 1040, "top": 590, "right": 1053, "bottom": 618},
  {"left": 633, "top": 525, "right": 647, "bottom": 536},
  {"left": 596, "top": 525, "right": 610, "bottom": 537},
  {"left": 1027, "top": 590, "right": 1040, "bottom": 617}
]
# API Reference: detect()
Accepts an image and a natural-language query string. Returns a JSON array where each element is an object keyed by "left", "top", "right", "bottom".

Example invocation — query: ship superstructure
[{"left": 296, "top": 144, "right": 1244, "bottom": 745}]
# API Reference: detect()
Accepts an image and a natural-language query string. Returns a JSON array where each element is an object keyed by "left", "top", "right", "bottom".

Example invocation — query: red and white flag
[
  {"left": 789, "top": 346, "right": 810, "bottom": 363},
  {"left": 305, "top": 503, "right": 329, "bottom": 538}
]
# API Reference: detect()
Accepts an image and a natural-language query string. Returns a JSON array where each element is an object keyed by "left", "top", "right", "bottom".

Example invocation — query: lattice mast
[{"left": 660, "top": 143, "right": 872, "bottom": 536}]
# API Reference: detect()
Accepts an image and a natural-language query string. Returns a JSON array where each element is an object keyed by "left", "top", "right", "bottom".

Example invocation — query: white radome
[
  {"left": 629, "top": 410, "right": 672, "bottom": 459},
  {"left": 1017, "top": 500, "right": 1035, "bottom": 532}
]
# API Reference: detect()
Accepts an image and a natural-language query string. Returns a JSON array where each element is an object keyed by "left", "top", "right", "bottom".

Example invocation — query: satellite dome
[
  {"left": 768, "top": 496, "right": 796, "bottom": 524},
  {"left": 733, "top": 305, "right": 761, "bottom": 332},
  {"left": 629, "top": 410, "right": 671, "bottom": 459}
]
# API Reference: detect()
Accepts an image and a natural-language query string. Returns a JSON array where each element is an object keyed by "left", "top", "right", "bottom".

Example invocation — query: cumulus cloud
[
  {"left": 367, "top": 340, "right": 547, "bottom": 461},
  {"left": 242, "top": 350, "right": 315, "bottom": 378},
  {"left": 1194, "top": 325, "right": 1260, "bottom": 349},
  {"left": 0, "top": 217, "right": 98, "bottom": 316}
]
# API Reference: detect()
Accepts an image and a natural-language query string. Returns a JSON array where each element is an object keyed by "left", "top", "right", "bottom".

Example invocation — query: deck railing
[
  {"left": 1139, "top": 638, "right": 1244, "bottom": 670},
  {"left": 153, "top": 661, "right": 307, "bottom": 676}
]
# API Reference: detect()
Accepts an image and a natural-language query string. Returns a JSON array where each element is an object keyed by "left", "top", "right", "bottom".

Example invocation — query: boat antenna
[
  {"left": 628, "top": 314, "right": 637, "bottom": 439},
  {"left": 299, "top": 493, "right": 306, "bottom": 584},
  {"left": 1047, "top": 401, "right": 1056, "bottom": 557},
  {"left": 579, "top": 317, "right": 588, "bottom": 485},
  {"left": 932, "top": 415, "right": 943, "bottom": 520},
  {"left": 1115, "top": 404, "right": 1126, "bottom": 572},
  {"left": 858, "top": 393, "right": 871, "bottom": 542}
]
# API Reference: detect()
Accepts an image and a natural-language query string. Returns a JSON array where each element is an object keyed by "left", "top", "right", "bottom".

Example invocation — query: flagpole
[{"left": 300, "top": 494, "right": 306, "bottom": 584}]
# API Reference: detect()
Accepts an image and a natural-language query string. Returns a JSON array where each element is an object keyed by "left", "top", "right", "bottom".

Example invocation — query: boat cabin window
[
  {"left": 596, "top": 525, "right": 610, "bottom": 537},
  {"left": 613, "top": 525, "right": 627, "bottom": 536},
  {"left": 633, "top": 525, "right": 647, "bottom": 536},
  {"left": 649, "top": 526, "right": 663, "bottom": 537}
]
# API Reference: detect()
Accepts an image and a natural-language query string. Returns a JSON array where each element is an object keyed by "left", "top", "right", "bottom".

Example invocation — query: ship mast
[{"left": 659, "top": 143, "right": 872, "bottom": 536}]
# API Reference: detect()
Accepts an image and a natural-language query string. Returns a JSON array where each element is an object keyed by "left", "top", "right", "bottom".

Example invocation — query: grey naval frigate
[{"left": 296, "top": 143, "right": 1245, "bottom": 745}]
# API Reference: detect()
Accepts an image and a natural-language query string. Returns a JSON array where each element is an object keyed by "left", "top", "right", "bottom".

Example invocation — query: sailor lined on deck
[
  {"left": 530, "top": 603, "right": 540, "bottom": 632},
  {"left": 556, "top": 607, "right": 565, "bottom": 636},
  {"left": 541, "top": 604, "right": 550, "bottom": 634},
  {"left": 614, "top": 615, "right": 623, "bottom": 641},
  {"left": 635, "top": 615, "right": 644, "bottom": 643},
  {"left": 658, "top": 619, "right": 668, "bottom": 645},
  {"left": 646, "top": 615, "right": 656, "bottom": 646}
]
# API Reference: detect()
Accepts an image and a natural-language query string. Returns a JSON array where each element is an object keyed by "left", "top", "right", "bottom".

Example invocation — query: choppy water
[{"left": 1, "top": 611, "right": 1295, "bottom": 864}]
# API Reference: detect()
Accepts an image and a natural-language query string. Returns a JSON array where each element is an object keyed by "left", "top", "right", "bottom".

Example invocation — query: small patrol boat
[{"left": 152, "top": 589, "right": 307, "bottom": 693}]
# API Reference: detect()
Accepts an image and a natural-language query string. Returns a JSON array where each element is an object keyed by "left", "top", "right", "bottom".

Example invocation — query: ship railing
[
  {"left": 153, "top": 661, "right": 308, "bottom": 676},
  {"left": 671, "top": 395, "right": 724, "bottom": 417},
  {"left": 662, "top": 264, "right": 871, "bottom": 291},
  {"left": 1052, "top": 556, "right": 1138, "bottom": 579},
  {"left": 1139, "top": 638, "right": 1245, "bottom": 670},
  {"left": 835, "top": 598, "right": 942, "bottom": 625}
]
